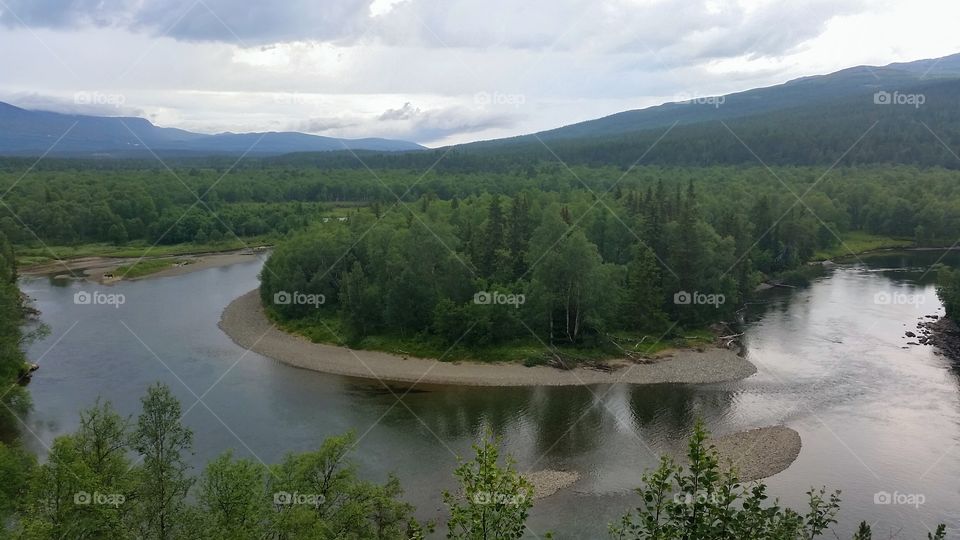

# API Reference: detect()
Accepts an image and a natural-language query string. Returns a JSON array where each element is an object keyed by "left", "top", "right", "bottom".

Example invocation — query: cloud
[
  {"left": 3, "top": 91, "right": 145, "bottom": 118},
  {"left": 2, "top": 0, "right": 957, "bottom": 146},
  {"left": 378, "top": 102, "right": 419, "bottom": 121},
  {"left": 296, "top": 102, "right": 518, "bottom": 143},
  {"left": 0, "top": 0, "right": 867, "bottom": 61},
  {"left": 0, "top": 0, "right": 372, "bottom": 44}
]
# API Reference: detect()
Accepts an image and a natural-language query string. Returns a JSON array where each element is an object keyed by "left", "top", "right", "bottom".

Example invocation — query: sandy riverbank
[
  {"left": 21, "top": 250, "right": 263, "bottom": 284},
  {"left": 218, "top": 290, "right": 757, "bottom": 387},
  {"left": 709, "top": 426, "right": 802, "bottom": 481}
]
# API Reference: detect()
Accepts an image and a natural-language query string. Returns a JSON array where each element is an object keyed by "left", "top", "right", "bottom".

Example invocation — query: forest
[
  {"left": 250, "top": 164, "right": 960, "bottom": 359},
  {"left": 3, "top": 163, "right": 960, "bottom": 254}
]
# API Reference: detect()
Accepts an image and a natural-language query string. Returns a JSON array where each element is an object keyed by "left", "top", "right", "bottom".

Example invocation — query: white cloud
[{"left": 0, "top": 0, "right": 958, "bottom": 146}]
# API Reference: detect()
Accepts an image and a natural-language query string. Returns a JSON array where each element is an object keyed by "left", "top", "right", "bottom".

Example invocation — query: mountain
[
  {"left": 264, "top": 52, "right": 960, "bottom": 172},
  {"left": 0, "top": 102, "right": 424, "bottom": 156},
  {"left": 466, "top": 52, "right": 960, "bottom": 147}
]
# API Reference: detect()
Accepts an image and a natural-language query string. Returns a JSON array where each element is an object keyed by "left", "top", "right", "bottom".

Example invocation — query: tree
[
  {"left": 184, "top": 452, "right": 269, "bottom": 540},
  {"left": 936, "top": 265, "right": 960, "bottom": 319},
  {"left": 623, "top": 242, "right": 667, "bottom": 332},
  {"left": 268, "top": 432, "right": 426, "bottom": 539},
  {"left": 610, "top": 421, "right": 842, "bottom": 540},
  {"left": 443, "top": 434, "right": 534, "bottom": 540},
  {"left": 130, "top": 383, "right": 194, "bottom": 540},
  {"left": 0, "top": 442, "right": 33, "bottom": 528}
]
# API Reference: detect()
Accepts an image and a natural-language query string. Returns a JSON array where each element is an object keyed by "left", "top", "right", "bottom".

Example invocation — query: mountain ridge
[{"left": 0, "top": 103, "right": 425, "bottom": 156}]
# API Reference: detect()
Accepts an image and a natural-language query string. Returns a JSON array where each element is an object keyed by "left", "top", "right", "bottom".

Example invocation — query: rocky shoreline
[{"left": 913, "top": 315, "right": 960, "bottom": 362}]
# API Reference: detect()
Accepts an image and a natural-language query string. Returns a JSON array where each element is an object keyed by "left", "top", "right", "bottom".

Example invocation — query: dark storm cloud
[{"left": 0, "top": 0, "right": 372, "bottom": 44}]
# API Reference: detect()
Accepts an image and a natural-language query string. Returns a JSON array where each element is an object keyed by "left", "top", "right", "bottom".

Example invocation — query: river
[{"left": 19, "top": 251, "right": 960, "bottom": 538}]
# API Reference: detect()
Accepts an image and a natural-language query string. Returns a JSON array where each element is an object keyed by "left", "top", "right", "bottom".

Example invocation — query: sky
[{"left": 1, "top": 0, "right": 959, "bottom": 147}]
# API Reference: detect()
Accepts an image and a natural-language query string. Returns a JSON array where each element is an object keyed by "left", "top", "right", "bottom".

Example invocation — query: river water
[{"left": 19, "top": 251, "right": 960, "bottom": 538}]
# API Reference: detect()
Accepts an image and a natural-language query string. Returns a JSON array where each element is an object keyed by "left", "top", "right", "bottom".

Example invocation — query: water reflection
[{"left": 18, "top": 251, "right": 960, "bottom": 538}]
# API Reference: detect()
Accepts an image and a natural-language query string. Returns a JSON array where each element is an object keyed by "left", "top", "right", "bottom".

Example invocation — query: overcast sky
[{"left": 1, "top": 0, "right": 958, "bottom": 147}]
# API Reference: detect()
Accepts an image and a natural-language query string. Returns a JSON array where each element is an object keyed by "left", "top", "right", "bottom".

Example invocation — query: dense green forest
[
  {"left": 0, "top": 384, "right": 942, "bottom": 540},
  {"left": 252, "top": 165, "right": 960, "bottom": 359},
  {"left": 7, "top": 161, "right": 960, "bottom": 358},
  {"left": 3, "top": 163, "right": 960, "bottom": 254}
]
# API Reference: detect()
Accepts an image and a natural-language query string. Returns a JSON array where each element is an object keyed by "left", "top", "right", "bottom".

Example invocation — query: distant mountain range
[
  {"left": 463, "top": 52, "right": 960, "bottom": 147},
  {"left": 0, "top": 102, "right": 424, "bottom": 156},
  {"left": 5, "top": 52, "right": 960, "bottom": 165}
]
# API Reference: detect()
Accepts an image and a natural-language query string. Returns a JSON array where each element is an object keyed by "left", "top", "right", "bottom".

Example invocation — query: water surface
[{"left": 20, "top": 251, "right": 960, "bottom": 538}]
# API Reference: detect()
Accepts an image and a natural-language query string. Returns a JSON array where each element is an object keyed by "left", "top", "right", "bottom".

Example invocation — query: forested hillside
[{"left": 268, "top": 77, "right": 960, "bottom": 171}]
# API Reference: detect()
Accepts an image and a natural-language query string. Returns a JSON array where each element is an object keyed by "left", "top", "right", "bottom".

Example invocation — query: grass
[
  {"left": 15, "top": 235, "right": 277, "bottom": 267},
  {"left": 112, "top": 258, "right": 181, "bottom": 279},
  {"left": 812, "top": 232, "right": 914, "bottom": 261},
  {"left": 272, "top": 310, "right": 716, "bottom": 365}
]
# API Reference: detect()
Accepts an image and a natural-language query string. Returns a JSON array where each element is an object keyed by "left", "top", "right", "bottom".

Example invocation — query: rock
[{"left": 906, "top": 331, "right": 916, "bottom": 338}]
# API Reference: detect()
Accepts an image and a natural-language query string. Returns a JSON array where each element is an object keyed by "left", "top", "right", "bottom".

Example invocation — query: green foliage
[
  {"left": 7, "top": 388, "right": 948, "bottom": 539},
  {"left": 130, "top": 384, "right": 194, "bottom": 540},
  {"left": 936, "top": 265, "right": 960, "bottom": 319},
  {"left": 610, "top": 421, "right": 842, "bottom": 540},
  {"left": 0, "top": 441, "right": 34, "bottom": 525},
  {"left": 443, "top": 434, "right": 534, "bottom": 540},
  {"left": 13, "top": 385, "right": 426, "bottom": 540},
  {"left": 0, "top": 231, "right": 31, "bottom": 434},
  {"left": 269, "top": 433, "right": 427, "bottom": 539}
]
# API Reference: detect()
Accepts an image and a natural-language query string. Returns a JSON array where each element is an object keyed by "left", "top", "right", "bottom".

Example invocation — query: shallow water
[{"left": 19, "top": 251, "right": 960, "bottom": 538}]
